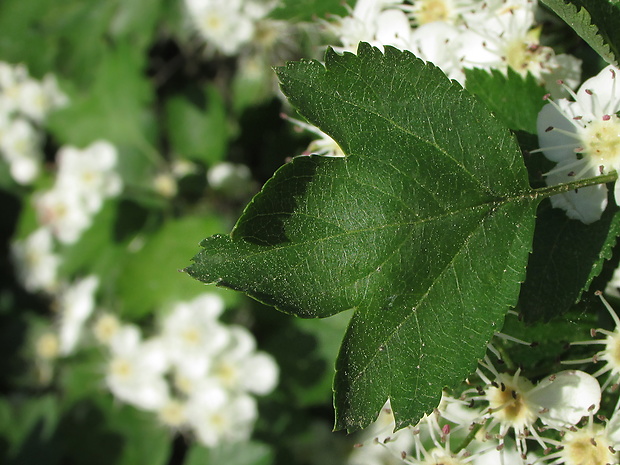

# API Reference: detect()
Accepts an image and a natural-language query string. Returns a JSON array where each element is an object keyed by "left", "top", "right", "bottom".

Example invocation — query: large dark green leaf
[{"left": 187, "top": 44, "right": 540, "bottom": 431}]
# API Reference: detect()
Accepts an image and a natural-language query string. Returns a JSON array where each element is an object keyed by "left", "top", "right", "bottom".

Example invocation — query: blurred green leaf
[
  {"left": 47, "top": 42, "right": 157, "bottom": 158},
  {"left": 184, "top": 441, "right": 273, "bottom": 465},
  {"left": 0, "top": 0, "right": 162, "bottom": 83},
  {"left": 165, "top": 84, "right": 228, "bottom": 166},
  {"left": 270, "top": 0, "right": 353, "bottom": 21},
  {"left": 116, "top": 214, "right": 229, "bottom": 319},
  {"left": 0, "top": 395, "right": 60, "bottom": 465}
]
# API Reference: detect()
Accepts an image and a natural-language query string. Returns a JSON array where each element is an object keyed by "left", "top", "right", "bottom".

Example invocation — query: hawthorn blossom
[
  {"left": 11, "top": 227, "right": 60, "bottom": 293},
  {"left": 466, "top": 361, "right": 601, "bottom": 458},
  {"left": 330, "top": 0, "right": 413, "bottom": 52},
  {"left": 208, "top": 325, "right": 279, "bottom": 395},
  {"left": 0, "top": 117, "right": 41, "bottom": 183},
  {"left": 535, "top": 65, "right": 620, "bottom": 224},
  {"left": 0, "top": 62, "right": 67, "bottom": 184},
  {"left": 35, "top": 186, "right": 93, "bottom": 244},
  {"left": 185, "top": 383, "right": 258, "bottom": 447},
  {"left": 565, "top": 292, "right": 620, "bottom": 393},
  {"left": 105, "top": 324, "right": 170, "bottom": 411},
  {"left": 184, "top": 0, "right": 277, "bottom": 55},
  {"left": 56, "top": 275, "right": 99, "bottom": 355},
  {"left": 35, "top": 141, "right": 123, "bottom": 244},
  {"left": 55, "top": 141, "right": 122, "bottom": 213},
  {"left": 160, "top": 293, "right": 230, "bottom": 382}
]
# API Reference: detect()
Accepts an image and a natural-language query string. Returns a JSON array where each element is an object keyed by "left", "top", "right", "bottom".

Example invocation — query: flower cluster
[
  {"left": 292, "top": 0, "right": 581, "bottom": 163},
  {"left": 98, "top": 293, "right": 279, "bottom": 447},
  {"left": 0, "top": 62, "right": 67, "bottom": 184},
  {"left": 327, "top": 0, "right": 579, "bottom": 91},
  {"left": 11, "top": 140, "right": 123, "bottom": 295},
  {"left": 347, "top": 310, "right": 620, "bottom": 465}
]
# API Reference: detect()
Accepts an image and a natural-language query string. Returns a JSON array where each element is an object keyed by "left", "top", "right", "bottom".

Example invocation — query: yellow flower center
[
  {"left": 561, "top": 425, "right": 615, "bottom": 465},
  {"left": 414, "top": 0, "right": 451, "bottom": 24},
  {"left": 486, "top": 374, "right": 537, "bottom": 431},
  {"left": 583, "top": 115, "right": 620, "bottom": 170}
]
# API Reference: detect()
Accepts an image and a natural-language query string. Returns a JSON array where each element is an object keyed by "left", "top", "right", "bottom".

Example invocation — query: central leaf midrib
[{"left": 341, "top": 199, "right": 532, "bottom": 407}]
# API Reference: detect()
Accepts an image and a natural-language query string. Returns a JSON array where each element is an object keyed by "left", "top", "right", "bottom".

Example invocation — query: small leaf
[
  {"left": 465, "top": 67, "right": 547, "bottom": 134},
  {"left": 541, "top": 0, "right": 620, "bottom": 66},
  {"left": 187, "top": 44, "right": 540, "bottom": 431}
]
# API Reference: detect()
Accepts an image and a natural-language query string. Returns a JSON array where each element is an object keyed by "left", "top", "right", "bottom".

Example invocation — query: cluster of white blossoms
[
  {"left": 293, "top": 0, "right": 581, "bottom": 161},
  {"left": 535, "top": 64, "right": 620, "bottom": 224},
  {"left": 328, "top": 0, "right": 580, "bottom": 91},
  {"left": 97, "top": 293, "right": 279, "bottom": 447},
  {"left": 11, "top": 140, "right": 122, "bottom": 295},
  {"left": 0, "top": 61, "right": 67, "bottom": 184},
  {"left": 31, "top": 274, "right": 100, "bottom": 383},
  {"left": 184, "top": 0, "right": 279, "bottom": 56},
  {"left": 348, "top": 304, "right": 620, "bottom": 465}
]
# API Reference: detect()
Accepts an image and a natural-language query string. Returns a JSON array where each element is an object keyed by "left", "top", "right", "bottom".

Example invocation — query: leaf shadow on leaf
[{"left": 232, "top": 156, "right": 320, "bottom": 246}]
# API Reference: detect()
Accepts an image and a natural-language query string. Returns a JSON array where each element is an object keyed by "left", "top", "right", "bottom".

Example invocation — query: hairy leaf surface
[{"left": 187, "top": 44, "right": 541, "bottom": 431}]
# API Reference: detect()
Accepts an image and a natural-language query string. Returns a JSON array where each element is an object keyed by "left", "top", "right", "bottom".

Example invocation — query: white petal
[
  {"left": 546, "top": 168, "right": 608, "bottom": 225},
  {"left": 528, "top": 370, "right": 601, "bottom": 429}
]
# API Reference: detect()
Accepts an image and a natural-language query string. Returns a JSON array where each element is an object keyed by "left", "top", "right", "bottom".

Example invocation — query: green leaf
[
  {"left": 465, "top": 67, "right": 547, "bottom": 134},
  {"left": 47, "top": 41, "right": 156, "bottom": 160},
  {"left": 187, "top": 44, "right": 540, "bottom": 431},
  {"left": 518, "top": 201, "right": 620, "bottom": 321},
  {"left": 541, "top": 0, "right": 620, "bottom": 66},
  {"left": 269, "top": 0, "right": 352, "bottom": 21},
  {"left": 165, "top": 85, "right": 228, "bottom": 166},
  {"left": 184, "top": 442, "right": 273, "bottom": 465},
  {"left": 116, "top": 214, "right": 231, "bottom": 320}
]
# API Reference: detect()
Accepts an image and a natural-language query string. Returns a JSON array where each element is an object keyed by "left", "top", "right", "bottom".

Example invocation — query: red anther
[
  {"left": 442, "top": 424, "right": 451, "bottom": 435},
  {"left": 603, "top": 114, "right": 611, "bottom": 121},
  {"left": 585, "top": 89, "right": 593, "bottom": 95}
]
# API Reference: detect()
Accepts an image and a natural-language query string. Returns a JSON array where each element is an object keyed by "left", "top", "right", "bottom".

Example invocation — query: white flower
[
  {"left": 184, "top": 0, "right": 269, "bottom": 55},
  {"left": 565, "top": 292, "right": 620, "bottom": 393},
  {"left": 469, "top": 365, "right": 601, "bottom": 458},
  {"left": 105, "top": 325, "right": 170, "bottom": 411},
  {"left": 331, "top": 0, "right": 413, "bottom": 52},
  {"left": 55, "top": 141, "right": 122, "bottom": 213},
  {"left": 92, "top": 312, "right": 122, "bottom": 345},
  {"left": 160, "top": 294, "right": 229, "bottom": 381},
  {"left": 56, "top": 275, "right": 99, "bottom": 355},
  {"left": 209, "top": 325, "right": 278, "bottom": 395},
  {"left": 0, "top": 117, "right": 42, "bottom": 184},
  {"left": 347, "top": 401, "right": 415, "bottom": 465},
  {"left": 185, "top": 384, "right": 258, "bottom": 447},
  {"left": 35, "top": 185, "right": 93, "bottom": 244},
  {"left": 535, "top": 65, "right": 620, "bottom": 224},
  {"left": 11, "top": 227, "right": 60, "bottom": 293},
  {"left": 207, "top": 162, "right": 254, "bottom": 197}
]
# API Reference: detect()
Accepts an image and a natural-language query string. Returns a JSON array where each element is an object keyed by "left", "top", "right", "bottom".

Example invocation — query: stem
[
  {"left": 453, "top": 421, "right": 485, "bottom": 454},
  {"left": 532, "top": 172, "right": 618, "bottom": 200}
]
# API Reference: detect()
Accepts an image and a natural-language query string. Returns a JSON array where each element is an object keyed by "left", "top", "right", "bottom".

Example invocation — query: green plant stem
[
  {"left": 453, "top": 421, "right": 485, "bottom": 454},
  {"left": 532, "top": 172, "right": 618, "bottom": 199}
]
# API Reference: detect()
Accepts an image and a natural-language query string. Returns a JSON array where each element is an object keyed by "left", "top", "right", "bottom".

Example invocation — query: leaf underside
[{"left": 187, "top": 44, "right": 540, "bottom": 431}]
